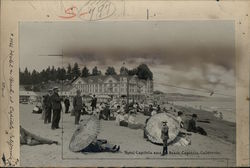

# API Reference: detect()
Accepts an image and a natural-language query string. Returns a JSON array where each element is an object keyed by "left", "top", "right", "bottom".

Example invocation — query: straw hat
[{"left": 53, "top": 87, "right": 59, "bottom": 91}]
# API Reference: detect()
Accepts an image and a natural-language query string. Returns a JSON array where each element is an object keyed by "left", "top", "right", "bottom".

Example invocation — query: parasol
[
  {"left": 145, "top": 113, "right": 179, "bottom": 144},
  {"left": 69, "top": 116, "right": 100, "bottom": 152}
]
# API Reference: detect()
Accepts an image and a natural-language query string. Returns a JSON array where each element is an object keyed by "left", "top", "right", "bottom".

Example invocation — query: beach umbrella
[
  {"left": 69, "top": 116, "right": 100, "bottom": 152},
  {"left": 145, "top": 113, "right": 179, "bottom": 144}
]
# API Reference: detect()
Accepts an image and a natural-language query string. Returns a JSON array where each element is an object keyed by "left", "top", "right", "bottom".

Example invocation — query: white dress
[{"left": 115, "top": 114, "right": 125, "bottom": 125}]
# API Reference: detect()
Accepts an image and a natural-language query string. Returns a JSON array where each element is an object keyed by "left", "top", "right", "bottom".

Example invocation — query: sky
[{"left": 20, "top": 21, "right": 235, "bottom": 97}]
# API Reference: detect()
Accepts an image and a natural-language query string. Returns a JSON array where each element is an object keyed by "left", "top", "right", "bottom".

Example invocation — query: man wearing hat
[
  {"left": 161, "top": 121, "right": 169, "bottom": 156},
  {"left": 64, "top": 96, "right": 70, "bottom": 113},
  {"left": 43, "top": 89, "right": 53, "bottom": 124},
  {"left": 73, "top": 90, "right": 83, "bottom": 125},
  {"left": 51, "top": 87, "right": 62, "bottom": 129},
  {"left": 187, "top": 114, "right": 198, "bottom": 133},
  {"left": 91, "top": 94, "right": 97, "bottom": 111}
]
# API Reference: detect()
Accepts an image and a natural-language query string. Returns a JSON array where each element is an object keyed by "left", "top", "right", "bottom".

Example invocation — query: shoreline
[
  {"left": 174, "top": 105, "right": 235, "bottom": 144},
  {"left": 170, "top": 100, "right": 235, "bottom": 123}
]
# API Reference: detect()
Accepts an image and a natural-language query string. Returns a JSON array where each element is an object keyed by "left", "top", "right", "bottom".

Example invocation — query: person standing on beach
[
  {"left": 64, "top": 96, "right": 70, "bottom": 113},
  {"left": 73, "top": 90, "right": 83, "bottom": 125},
  {"left": 51, "top": 87, "right": 62, "bottom": 130},
  {"left": 44, "top": 89, "right": 53, "bottom": 124},
  {"left": 161, "top": 121, "right": 169, "bottom": 156},
  {"left": 91, "top": 94, "right": 97, "bottom": 111},
  {"left": 157, "top": 105, "right": 161, "bottom": 113}
]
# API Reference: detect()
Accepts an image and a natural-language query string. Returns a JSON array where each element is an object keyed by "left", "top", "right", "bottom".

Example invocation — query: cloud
[
  {"left": 63, "top": 43, "right": 234, "bottom": 71},
  {"left": 20, "top": 21, "right": 235, "bottom": 96}
]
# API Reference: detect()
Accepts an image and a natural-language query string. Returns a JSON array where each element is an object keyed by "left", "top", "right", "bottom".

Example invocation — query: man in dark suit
[
  {"left": 64, "top": 96, "right": 70, "bottom": 113},
  {"left": 43, "top": 89, "right": 53, "bottom": 124},
  {"left": 187, "top": 114, "right": 198, "bottom": 133},
  {"left": 51, "top": 87, "right": 62, "bottom": 130},
  {"left": 91, "top": 94, "right": 97, "bottom": 111},
  {"left": 161, "top": 121, "right": 169, "bottom": 156},
  {"left": 73, "top": 90, "right": 83, "bottom": 125}
]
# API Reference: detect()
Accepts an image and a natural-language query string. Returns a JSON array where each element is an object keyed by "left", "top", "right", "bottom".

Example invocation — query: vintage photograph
[{"left": 19, "top": 21, "right": 236, "bottom": 166}]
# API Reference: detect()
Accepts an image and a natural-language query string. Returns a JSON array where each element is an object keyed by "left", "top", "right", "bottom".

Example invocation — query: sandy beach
[{"left": 20, "top": 103, "right": 235, "bottom": 167}]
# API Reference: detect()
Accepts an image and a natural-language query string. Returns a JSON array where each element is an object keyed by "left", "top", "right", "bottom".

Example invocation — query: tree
[
  {"left": 45, "top": 66, "right": 51, "bottom": 81},
  {"left": 58, "top": 67, "right": 66, "bottom": 80},
  {"left": 23, "top": 67, "right": 31, "bottom": 85},
  {"left": 19, "top": 68, "right": 24, "bottom": 84},
  {"left": 128, "top": 68, "right": 138, "bottom": 76},
  {"left": 81, "top": 66, "right": 90, "bottom": 77},
  {"left": 105, "top": 66, "right": 117, "bottom": 75},
  {"left": 92, "top": 66, "right": 101, "bottom": 76},
  {"left": 120, "top": 66, "right": 129, "bottom": 75},
  {"left": 66, "top": 64, "right": 72, "bottom": 80},
  {"left": 50, "top": 66, "right": 56, "bottom": 81},
  {"left": 72, "top": 63, "right": 81, "bottom": 78},
  {"left": 24, "top": 85, "right": 32, "bottom": 91},
  {"left": 40, "top": 69, "right": 49, "bottom": 82},
  {"left": 136, "top": 64, "right": 153, "bottom": 80},
  {"left": 31, "top": 70, "right": 39, "bottom": 84}
]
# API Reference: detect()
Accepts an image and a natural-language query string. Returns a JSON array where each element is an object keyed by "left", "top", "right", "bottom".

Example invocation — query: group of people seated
[
  {"left": 114, "top": 105, "right": 144, "bottom": 129},
  {"left": 75, "top": 98, "right": 207, "bottom": 136},
  {"left": 174, "top": 111, "right": 207, "bottom": 136}
]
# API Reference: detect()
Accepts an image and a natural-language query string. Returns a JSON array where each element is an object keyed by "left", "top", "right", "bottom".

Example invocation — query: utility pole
[
  {"left": 38, "top": 49, "right": 64, "bottom": 156},
  {"left": 121, "top": 61, "right": 129, "bottom": 111},
  {"left": 127, "top": 74, "right": 129, "bottom": 105}
]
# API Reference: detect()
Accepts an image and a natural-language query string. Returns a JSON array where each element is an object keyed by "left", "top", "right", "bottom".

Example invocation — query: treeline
[{"left": 20, "top": 63, "right": 153, "bottom": 85}]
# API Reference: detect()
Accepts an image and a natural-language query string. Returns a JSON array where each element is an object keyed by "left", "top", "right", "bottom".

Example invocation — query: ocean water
[{"left": 173, "top": 99, "right": 235, "bottom": 123}]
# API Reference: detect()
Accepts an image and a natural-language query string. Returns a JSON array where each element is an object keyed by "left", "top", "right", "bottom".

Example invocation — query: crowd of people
[
  {"left": 26, "top": 88, "right": 207, "bottom": 154},
  {"left": 42, "top": 87, "right": 64, "bottom": 130},
  {"left": 40, "top": 87, "right": 206, "bottom": 136}
]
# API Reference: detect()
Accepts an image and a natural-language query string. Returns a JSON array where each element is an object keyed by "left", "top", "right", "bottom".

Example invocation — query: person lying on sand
[
  {"left": 81, "top": 136, "right": 120, "bottom": 153},
  {"left": 20, "top": 126, "right": 58, "bottom": 146}
]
